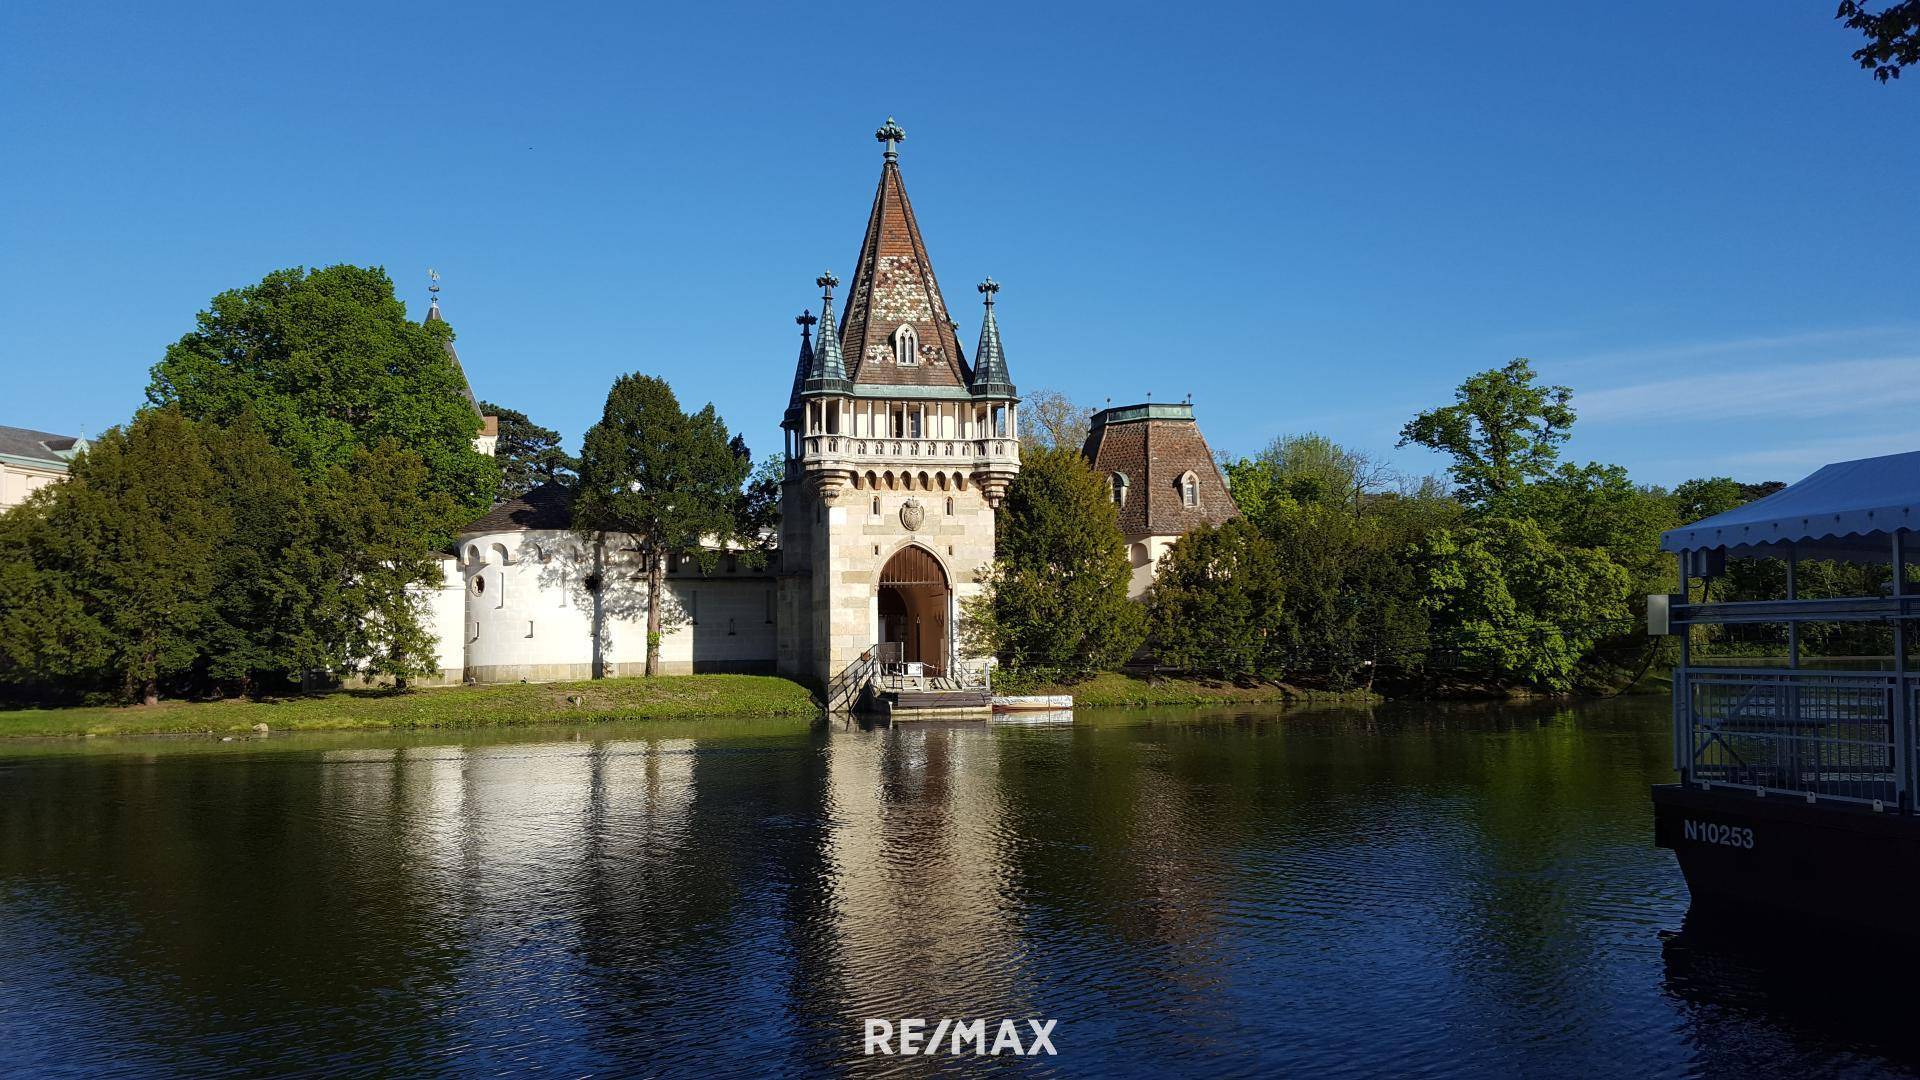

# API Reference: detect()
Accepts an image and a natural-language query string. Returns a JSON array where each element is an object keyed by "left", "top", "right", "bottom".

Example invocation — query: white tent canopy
[{"left": 1661, "top": 450, "right": 1920, "bottom": 560}]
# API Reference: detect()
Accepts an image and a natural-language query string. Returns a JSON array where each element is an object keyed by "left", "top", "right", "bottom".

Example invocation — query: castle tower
[{"left": 777, "top": 120, "right": 1021, "bottom": 689}]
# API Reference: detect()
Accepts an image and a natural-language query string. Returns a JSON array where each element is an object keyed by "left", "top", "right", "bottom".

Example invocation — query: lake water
[{"left": 1, "top": 699, "right": 1915, "bottom": 1078}]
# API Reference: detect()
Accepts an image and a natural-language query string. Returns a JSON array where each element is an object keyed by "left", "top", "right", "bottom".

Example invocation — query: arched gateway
[{"left": 877, "top": 545, "right": 950, "bottom": 675}]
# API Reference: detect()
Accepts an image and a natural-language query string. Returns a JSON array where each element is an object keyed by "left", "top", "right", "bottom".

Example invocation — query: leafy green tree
[
  {"left": 480, "top": 400, "right": 578, "bottom": 498},
  {"left": 309, "top": 442, "right": 460, "bottom": 687},
  {"left": 1398, "top": 359, "right": 1574, "bottom": 506},
  {"left": 1262, "top": 502, "right": 1428, "bottom": 689},
  {"left": 1837, "top": 0, "right": 1919, "bottom": 81},
  {"left": 1499, "top": 462, "right": 1677, "bottom": 592},
  {"left": 575, "top": 374, "right": 753, "bottom": 676},
  {"left": 3, "top": 410, "right": 229, "bottom": 704},
  {"left": 964, "top": 447, "right": 1142, "bottom": 677},
  {"left": 1418, "top": 517, "right": 1630, "bottom": 692},
  {"left": 1147, "top": 518, "right": 1287, "bottom": 681},
  {"left": 197, "top": 413, "right": 320, "bottom": 694},
  {"left": 148, "top": 264, "right": 499, "bottom": 519},
  {"left": 1227, "top": 432, "right": 1381, "bottom": 520},
  {"left": 0, "top": 493, "right": 114, "bottom": 702}
]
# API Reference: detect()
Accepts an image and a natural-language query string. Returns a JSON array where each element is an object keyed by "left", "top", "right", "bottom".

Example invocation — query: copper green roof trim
[{"left": 803, "top": 272, "right": 851, "bottom": 395}]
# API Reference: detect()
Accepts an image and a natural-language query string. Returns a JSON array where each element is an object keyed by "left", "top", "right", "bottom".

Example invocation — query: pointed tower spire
[
  {"left": 784, "top": 308, "right": 817, "bottom": 422},
  {"left": 837, "top": 118, "right": 969, "bottom": 391},
  {"left": 804, "top": 272, "right": 850, "bottom": 393},
  {"left": 421, "top": 268, "right": 480, "bottom": 415},
  {"left": 970, "top": 277, "right": 1015, "bottom": 399}
]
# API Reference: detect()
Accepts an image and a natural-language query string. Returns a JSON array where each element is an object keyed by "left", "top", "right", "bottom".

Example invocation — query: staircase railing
[
  {"left": 825, "top": 644, "right": 897, "bottom": 713},
  {"left": 827, "top": 645, "right": 992, "bottom": 711}
]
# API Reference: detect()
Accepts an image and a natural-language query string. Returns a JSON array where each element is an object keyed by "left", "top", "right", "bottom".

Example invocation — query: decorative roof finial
[
  {"left": 875, "top": 117, "right": 905, "bottom": 162},
  {"left": 816, "top": 271, "right": 840, "bottom": 301},
  {"left": 797, "top": 309, "right": 817, "bottom": 331},
  {"left": 427, "top": 267, "right": 441, "bottom": 309},
  {"left": 978, "top": 277, "right": 1000, "bottom": 307}
]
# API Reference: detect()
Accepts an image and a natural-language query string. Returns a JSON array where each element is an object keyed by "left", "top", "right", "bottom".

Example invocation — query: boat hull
[{"left": 1654, "top": 783, "right": 1920, "bottom": 936}]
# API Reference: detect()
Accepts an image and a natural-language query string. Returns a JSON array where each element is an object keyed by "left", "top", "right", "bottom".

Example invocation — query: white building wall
[
  {"left": 0, "top": 461, "right": 64, "bottom": 510},
  {"left": 418, "top": 555, "right": 467, "bottom": 685},
  {"left": 457, "top": 529, "right": 777, "bottom": 683},
  {"left": 1125, "top": 534, "right": 1180, "bottom": 599}
]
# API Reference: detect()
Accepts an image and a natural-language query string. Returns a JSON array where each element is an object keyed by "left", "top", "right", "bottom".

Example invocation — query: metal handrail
[{"left": 1679, "top": 666, "right": 1904, "bottom": 807}]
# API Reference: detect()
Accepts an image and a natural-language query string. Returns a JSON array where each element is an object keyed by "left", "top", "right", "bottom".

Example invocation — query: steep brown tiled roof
[
  {"left": 462, "top": 481, "right": 574, "bottom": 534},
  {"left": 837, "top": 145, "right": 970, "bottom": 391},
  {"left": 1082, "top": 403, "right": 1238, "bottom": 537}
]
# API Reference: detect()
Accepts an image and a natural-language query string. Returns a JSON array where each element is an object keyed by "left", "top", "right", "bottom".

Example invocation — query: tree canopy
[
  {"left": 481, "top": 400, "right": 578, "bottom": 498},
  {"left": 575, "top": 374, "right": 754, "bottom": 676},
  {"left": 1398, "top": 358, "right": 1573, "bottom": 507},
  {"left": 965, "top": 446, "right": 1143, "bottom": 678},
  {"left": 1837, "top": 0, "right": 1919, "bottom": 81},
  {"left": 148, "top": 264, "right": 499, "bottom": 520}
]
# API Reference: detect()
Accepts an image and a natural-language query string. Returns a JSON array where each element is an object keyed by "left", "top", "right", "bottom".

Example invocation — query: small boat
[
  {"left": 1655, "top": 450, "right": 1920, "bottom": 938},
  {"left": 992, "top": 694, "right": 1073, "bottom": 713}
]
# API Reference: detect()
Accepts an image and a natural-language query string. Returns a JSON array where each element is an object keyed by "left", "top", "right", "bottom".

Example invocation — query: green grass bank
[
  {"left": 0, "top": 674, "right": 821, "bottom": 739},
  {"left": 1011, "top": 672, "right": 1375, "bottom": 708}
]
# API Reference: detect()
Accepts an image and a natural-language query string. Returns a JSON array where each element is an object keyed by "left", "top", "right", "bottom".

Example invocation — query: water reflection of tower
[{"left": 821, "top": 723, "right": 1032, "bottom": 1024}]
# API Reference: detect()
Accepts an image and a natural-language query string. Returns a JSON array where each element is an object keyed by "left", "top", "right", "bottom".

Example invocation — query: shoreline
[{"left": 0, "top": 674, "right": 821, "bottom": 740}]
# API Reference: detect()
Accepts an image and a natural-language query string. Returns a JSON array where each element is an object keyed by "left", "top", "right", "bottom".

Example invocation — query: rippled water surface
[{"left": 2, "top": 699, "right": 1915, "bottom": 1078}]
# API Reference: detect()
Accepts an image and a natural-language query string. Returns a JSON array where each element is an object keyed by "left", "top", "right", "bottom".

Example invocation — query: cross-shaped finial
[
  {"left": 875, "top": 117, "right": 905, "bottom": 161},
  {"left": 816, "top": 271, "right": 839, "bottom": 299},
  {"left": 978, "top": 277, "right": 1000, "bottom": 306},
  {"left": 796, "top": 309, "right": 817, "bottom": 328}
]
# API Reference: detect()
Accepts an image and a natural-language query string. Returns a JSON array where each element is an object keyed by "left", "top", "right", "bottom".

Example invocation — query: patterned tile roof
[
  {"left": 837, "top": 140, "right": 972, "bottom": 392},
  {"left": 1082, "top": 403, "right": 1239, "bottom": 537}
]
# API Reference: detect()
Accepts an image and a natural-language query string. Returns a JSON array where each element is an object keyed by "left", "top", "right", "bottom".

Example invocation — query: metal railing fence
[{"left": 1679, "top": 668, "right": 1903, "bottom": 806}]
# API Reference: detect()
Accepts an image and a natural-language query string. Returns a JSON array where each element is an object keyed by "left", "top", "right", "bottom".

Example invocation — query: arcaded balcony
[{"left": 785, "top": 396, "right": 1020, "bottom": 472}]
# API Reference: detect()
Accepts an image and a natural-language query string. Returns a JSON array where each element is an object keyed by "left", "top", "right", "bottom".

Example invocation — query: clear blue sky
[{"left": 3, "top": 1, "right": 1915, "bottom": 488}]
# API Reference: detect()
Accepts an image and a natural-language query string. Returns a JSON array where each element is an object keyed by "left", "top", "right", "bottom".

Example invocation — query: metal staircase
[{"left": 824, "top": 644, "right": 993, "bottom": 716}]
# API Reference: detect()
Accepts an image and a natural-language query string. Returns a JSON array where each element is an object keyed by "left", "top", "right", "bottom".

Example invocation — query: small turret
[
  {"left": 803, "top": 272, "right": 851, "bottom": 395},
  {"left": 784, "top": 308, "right": 816, "bottom": 427},
  {"left": 969, "top": 277, "right": 1016, "bottom": 399}
]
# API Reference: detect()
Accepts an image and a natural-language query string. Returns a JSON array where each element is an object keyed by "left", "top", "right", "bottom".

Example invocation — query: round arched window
[{"left": 472, "top": 575, "right": 486, "bottom": 595}]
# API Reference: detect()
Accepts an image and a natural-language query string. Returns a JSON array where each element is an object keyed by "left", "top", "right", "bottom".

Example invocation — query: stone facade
[{"left": 776, "top": 122, "right": 1019, "bottom": 688}]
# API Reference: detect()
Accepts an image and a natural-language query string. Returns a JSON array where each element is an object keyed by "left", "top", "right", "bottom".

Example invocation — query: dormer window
[
  {"left": 893, "top": 324, "right": 919, "bottom": 366},
  {"left": 1180, "top": 471, "right": 1199, "bottom": 508},
  {"left": 1110, "top": 472, "right": 1130, "bottom": 508}
]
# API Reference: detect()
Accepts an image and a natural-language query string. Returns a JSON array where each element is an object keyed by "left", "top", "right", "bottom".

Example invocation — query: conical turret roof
[
  {"left": 836, "top": 119, "right": 970, "bottom": 391},
  {"left": 803, "top": 274, "right": 850, "bottom": 396},
  {"left": 784, "top": 309, "right": 816, "bottom": 423},
  {"left": 969, "top": 278, "right": 1016, "bottom": 399}
]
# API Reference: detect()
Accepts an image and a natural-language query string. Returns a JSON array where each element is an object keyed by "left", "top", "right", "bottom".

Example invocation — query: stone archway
[{"left": 877, "top": 545, "right": 950, "bottom": 675}]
